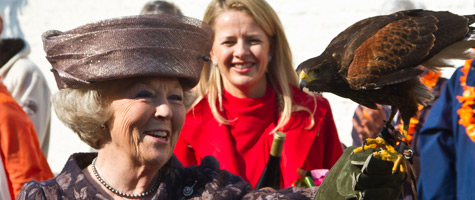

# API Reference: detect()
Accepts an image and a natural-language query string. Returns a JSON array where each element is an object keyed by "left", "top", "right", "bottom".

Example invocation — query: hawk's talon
[
  {"left": 352, "top": 136, "right": 408, "bottom": 174},
  {"left": 392, "top": 154, "right": 403, "bottom": 174},
  {"left": 351, "top": 118, "right": 412, "bottom": 174}
]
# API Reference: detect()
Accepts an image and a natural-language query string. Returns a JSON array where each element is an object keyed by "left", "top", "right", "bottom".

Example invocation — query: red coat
[{"left": 175, "top": 85, "right": 343, "bottom": 188}]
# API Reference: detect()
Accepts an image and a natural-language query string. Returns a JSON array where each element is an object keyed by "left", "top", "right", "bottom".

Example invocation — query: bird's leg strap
[
  {"left": 396, "top": 141, "right": 413, "bottom": 160},
  {"left": 378, "top": 123, "right": 397, "bottom": 147}
]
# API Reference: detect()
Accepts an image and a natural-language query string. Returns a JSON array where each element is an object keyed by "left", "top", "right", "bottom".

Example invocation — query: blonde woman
[{"left": 175, "top": 0, "right": 343, "bottom": 188}]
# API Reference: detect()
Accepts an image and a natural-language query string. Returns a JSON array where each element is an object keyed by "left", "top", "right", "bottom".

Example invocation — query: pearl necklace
[{"left": 91, "top": 158, "right": 161, "bottom": 199}]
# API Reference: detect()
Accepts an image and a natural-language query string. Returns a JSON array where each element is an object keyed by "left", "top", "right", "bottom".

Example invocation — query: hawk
[{"left": 297, "top": 9, "right": 475, "bottom": 173}]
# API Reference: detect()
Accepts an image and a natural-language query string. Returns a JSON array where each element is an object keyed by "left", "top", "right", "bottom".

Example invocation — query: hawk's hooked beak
[{"left": 299, "top": 71, "right": 315, "bottom": 91}]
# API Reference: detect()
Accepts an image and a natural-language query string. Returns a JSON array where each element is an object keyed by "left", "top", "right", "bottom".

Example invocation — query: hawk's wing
[
  {"left": 327, "top": 10, "right": 421, "bottom": 78},
  {"left": 341, "top": 10, "right": 473, "bottom": 90},
  {"left": 346, "top": 15, "right": 437, "bottom": 90}
]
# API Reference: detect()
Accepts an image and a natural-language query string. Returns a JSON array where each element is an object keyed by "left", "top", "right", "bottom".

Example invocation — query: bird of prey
[{"left": 297, "top": 9, "right": 475, "bottom": 173}]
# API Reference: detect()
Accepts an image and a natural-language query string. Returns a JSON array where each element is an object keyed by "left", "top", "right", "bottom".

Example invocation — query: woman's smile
[
  {"left": 143, "top": 130, "right": 170, "bottom": 143},
  {"left": 232, "top": 63, "right": 254, "bottom": 73}
]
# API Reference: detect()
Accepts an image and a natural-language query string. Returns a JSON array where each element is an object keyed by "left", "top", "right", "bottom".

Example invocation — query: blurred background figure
[
  {"left": 418, "top": 59, "right": 475, "bottom": 200},
  {"left": 0, "top": 13, "right": 51, "bottom": 157},
  {"left": 0, "top": 79, "right": 53, "bottom": 199},
  {"left": 0, "top": 157, "right": 10, "bottom": 199},
  {"left": 140, "top": 0, "right": 183, "bottom": 16}
]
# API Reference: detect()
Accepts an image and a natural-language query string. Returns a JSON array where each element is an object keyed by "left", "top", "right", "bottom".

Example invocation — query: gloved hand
[{"left": 314, "top": 146, "right": 403, "bottom": 200}]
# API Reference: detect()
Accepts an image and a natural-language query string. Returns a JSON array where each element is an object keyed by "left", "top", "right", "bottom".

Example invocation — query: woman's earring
[
  {"left": 212, "top": 61, "right": 218, "bottom": 67},
  {"left": 100, "top": 124, "right": 106, "bottom": 129},
  {"left": 202, "top": 55, "right": 210, "bottom": 61}
]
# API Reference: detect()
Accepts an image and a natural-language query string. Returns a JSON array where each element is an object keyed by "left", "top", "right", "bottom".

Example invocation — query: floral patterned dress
[{"left": 18, "top": 153, "right": 317, "bottom": 200}]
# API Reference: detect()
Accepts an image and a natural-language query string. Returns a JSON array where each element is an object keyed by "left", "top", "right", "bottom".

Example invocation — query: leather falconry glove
[{"left": 314, "top": 146, "right": 403, "bottom": 200}]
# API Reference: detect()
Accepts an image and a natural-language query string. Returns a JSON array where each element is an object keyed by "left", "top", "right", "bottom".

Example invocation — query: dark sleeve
[
  {"left": 16, "top": 181, "right": 47, "bottom": 200},
  {"left": 417, "top": 69, "right": 459, "bottom": 200},
  {"left": 243, "top": 186, "right": 318, "bottom": 200}
]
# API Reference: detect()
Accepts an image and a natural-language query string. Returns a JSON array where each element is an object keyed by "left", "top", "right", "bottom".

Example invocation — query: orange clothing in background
[{"left": 0, "top": 81, "right": 53, "bottom": 199}]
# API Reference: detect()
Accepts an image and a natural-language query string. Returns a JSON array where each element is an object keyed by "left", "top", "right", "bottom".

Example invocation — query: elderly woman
[{"left": 18, "top": 14, "right": 402, "bottom": 200}]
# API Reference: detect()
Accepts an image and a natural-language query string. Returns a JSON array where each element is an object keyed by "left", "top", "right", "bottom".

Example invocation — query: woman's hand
[{"left": 352, "top": 105, "right": 386, "bottom": 142}]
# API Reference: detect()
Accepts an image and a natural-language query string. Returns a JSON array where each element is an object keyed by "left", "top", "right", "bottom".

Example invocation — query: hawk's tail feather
[
  {"left": 467, "top": 27, "right": 475, "bottom": 41},
  {"left": 412, "top": 78, "right": 434, "bottom": 107},
  {"left": 466, "top": 14, "right": 475, "bottom": 25},
  {"left": 422, "top": 18, "right": 475, "bottom": 70},
  {"left": 422, "top": 36, "right": 475, "bottom": 69}
]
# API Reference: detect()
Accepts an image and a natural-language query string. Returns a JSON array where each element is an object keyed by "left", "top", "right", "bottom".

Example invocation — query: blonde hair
[
  {"left": 193, "top": 0, "right": 314, "bottom": 132},
  {"left": 51, "top": 84, "right": 112, "bottom": 149}
]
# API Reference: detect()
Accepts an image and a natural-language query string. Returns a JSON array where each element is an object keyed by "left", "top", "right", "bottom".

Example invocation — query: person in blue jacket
[{"left": 418, "top": 59, "right": 475, "bottom": 200}]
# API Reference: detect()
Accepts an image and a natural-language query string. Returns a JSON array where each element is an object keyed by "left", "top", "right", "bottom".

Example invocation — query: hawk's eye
[{"left": 313, "top": 68, "right": 322, "bottom": 74}]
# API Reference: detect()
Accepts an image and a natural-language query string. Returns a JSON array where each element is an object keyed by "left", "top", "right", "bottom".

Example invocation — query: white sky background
[{"left": 1, "top": 0, "right": 474, "bottom": 173}]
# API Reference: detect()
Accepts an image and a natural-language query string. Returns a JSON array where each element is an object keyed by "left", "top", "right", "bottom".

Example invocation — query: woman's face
[
  {"left": 106, "top": 77, "right": 185, "bottom": 167},
  {"left": 211, "top": 10, "right": 271, "bottom": 95}
]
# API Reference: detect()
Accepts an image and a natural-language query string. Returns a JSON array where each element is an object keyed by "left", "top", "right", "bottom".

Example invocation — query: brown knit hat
[{"left": 42, "top": 14, "right": 212, "bottom": 90}]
